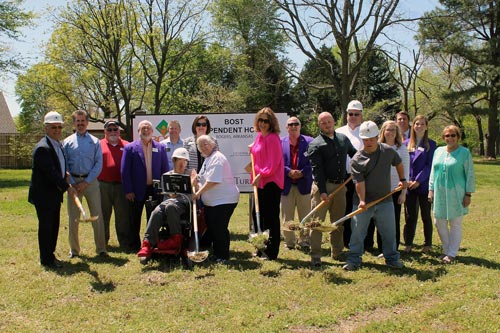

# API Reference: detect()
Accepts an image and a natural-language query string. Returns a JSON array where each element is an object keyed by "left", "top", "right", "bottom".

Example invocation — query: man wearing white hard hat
[
  {"left": 336, "top": 100, "right": 364, "bottom": 249},
  {"left": 138, "top": 147, "right": 190, "bottom": 263},
  {"left": 29, "top": 111, "right": 76, "bottom": 268},
  {"left": 343, "top": 121, "right": 408, "bottom": 271}
]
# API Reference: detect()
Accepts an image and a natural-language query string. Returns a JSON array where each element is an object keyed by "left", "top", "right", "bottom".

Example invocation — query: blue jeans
[{"left": 347, "top": 199, "right": 400, "bottom": 266}]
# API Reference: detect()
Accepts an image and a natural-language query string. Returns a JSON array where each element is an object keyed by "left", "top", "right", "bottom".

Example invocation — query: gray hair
[{"left": 196, "top": 134, "right": 216, "bottom": 147}]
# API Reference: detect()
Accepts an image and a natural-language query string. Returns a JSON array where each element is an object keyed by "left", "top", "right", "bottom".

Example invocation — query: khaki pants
[
  {"left": 309, "top": 182, "right": 346, "bottom": 258},
  {"left": 67, "top": 178, "right": 107, "bottom": 255},
  {"left": 281, "top": 185, "right": 311, "bottom": 248}
]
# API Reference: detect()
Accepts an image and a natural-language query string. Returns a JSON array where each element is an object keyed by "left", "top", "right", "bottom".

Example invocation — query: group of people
[
  {"left": 30, "top": 104, "right": 475, "bottom": 270},
  {"left": 248, "top": 104, "right": 475, "bottom": 270},
  {"left": 29, "top": 110, "right": 239, "bottom": 268}
]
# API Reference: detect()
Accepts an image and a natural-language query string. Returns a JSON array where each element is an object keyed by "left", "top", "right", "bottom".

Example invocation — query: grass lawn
[{"left": 0, "top": 162, "right": 499, "bottom": 332}]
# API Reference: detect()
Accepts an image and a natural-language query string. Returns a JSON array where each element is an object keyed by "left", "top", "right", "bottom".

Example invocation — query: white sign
[{"left": 133, "top": 113, "right": 289, "bottom": 192}]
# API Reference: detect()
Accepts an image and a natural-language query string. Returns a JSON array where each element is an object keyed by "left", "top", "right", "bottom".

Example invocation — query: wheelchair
[{"left": 143, "top": 173, "right": 204, "bottom": 268}]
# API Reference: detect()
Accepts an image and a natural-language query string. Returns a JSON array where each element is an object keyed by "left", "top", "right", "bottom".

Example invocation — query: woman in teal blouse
[{"left": 428, "top": 125, "right": 475, "bottom": 264}]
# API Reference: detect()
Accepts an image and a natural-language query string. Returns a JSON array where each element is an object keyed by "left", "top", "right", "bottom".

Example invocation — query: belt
[
  {"left": 327, "top": 179, "right": 343, "bottom": 184},
  {"left": 71, "top": 173, "right": 89, "bottom": 178},
  {"left": 100, "top": 180, "right": 121, "bottom": 184}
]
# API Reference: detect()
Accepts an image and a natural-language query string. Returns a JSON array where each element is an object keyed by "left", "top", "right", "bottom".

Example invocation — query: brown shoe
[
  {"left": 442, "top": 255, "right": 455, "bottom": 264},
  {"left": 403, "top": 245, "right": 412, "bottom": 253},
  {"left": 422, "top": 246, "right": 431, "bottom": 254}
]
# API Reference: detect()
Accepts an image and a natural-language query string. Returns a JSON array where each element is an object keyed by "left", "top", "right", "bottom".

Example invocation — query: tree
[
  {"left": 291, "top": 45, "right": 341, "bottom": 117},
  {"left": 0, "top": 0, "right": 34, "bottom": 73},
  {"left": 418, "top": 0, "right": 500, "bottom": 158},
  {"left": 125, "top": 0, "right": 210, "bottom": 115},
  {"left": 273, "top": 0, "right": 404, "bottom": 123},
  {"left": 46, "top": 0, "right": 142, "bottom": 137},
  {"left": 210, "top": 0, "right": 292, "bottom": 112}
]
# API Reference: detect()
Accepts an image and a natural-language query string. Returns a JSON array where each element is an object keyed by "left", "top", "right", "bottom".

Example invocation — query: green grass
[{"left": 1, "top": 164, "right": 499, "bottom": 332}]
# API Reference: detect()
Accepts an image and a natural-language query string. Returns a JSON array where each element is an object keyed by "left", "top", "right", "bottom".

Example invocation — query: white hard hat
[
  {"left": 359, "top": 121, "right": 379, "bottom": 139},
  {"left": 172, "top": 147, "right": 190, "bottom": 161},
  {"left": 44, "top": 111, "right": 64, "bottom": 124},
  {"left": 346, "top": 100, "right": 363, "bottom": 112}
]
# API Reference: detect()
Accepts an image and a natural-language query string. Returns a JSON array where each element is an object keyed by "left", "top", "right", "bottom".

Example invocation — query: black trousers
[
  {"left": 404, "top": 191, "right": 433, "bottom": 247},
  {"left": 129, "top": 186, "right": 160, "bottom": 251},
  {"left": 35, "top": 202, "right": 61, "bottom": 265},
  {"left": 254, "top": 182, "right": 282, "bottom": 259},
  {"left": 204, "top": 203, "right": 237, "bottom": 260},
  {"left": 343, "top": 178, "right": 355, "bottom": 248}
]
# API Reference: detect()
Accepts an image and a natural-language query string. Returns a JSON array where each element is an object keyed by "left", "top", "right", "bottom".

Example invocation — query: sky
[{"left": 0, "top": 0, "right": 439, "bottom": 118}]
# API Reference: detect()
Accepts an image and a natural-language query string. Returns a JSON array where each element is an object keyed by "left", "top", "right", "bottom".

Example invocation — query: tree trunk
[
  {"left": 487, "top": 85, "right": 498, "bottom": 159},
  {"left": 475, "top": 114, "right": 485, "bottom": 157}
]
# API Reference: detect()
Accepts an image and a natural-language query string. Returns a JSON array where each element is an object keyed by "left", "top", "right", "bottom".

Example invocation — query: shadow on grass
[
  {"left": 141, "top": 255, "right": 192, "bottom": 272},
  {"left": 0, "top": 179, "right": 30, "bottom": 188},
  {"left": 50, "top": 260, "right": 116, "bottom": 293},
  {"left": 82, "top": 254, "right": 129, "bottom": 267},
  {"left": 231, "top": 232, "right": 252, "bottom": 242},
  {"left": 455, "top": 255, "right": 500, "bottom": 270}
]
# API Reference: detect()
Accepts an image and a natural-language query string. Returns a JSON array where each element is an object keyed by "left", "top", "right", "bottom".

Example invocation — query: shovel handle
[
  {"left": 332, "top": 186, "right": 403, "bottom": 226},
  {"left": 250, "top": 153, "right": 262, "bottom": 234},
  {"left": 300, "top": 175, "right": 352, "bottom": 225},
  {"left": 191, "top": 186, "right": 199, "bottom": 233},
  {"left": 72, "top": 195, "right": 87, "bottom": 219},
  {"left": 250, "top": 154, "right": 260, "bottom": 213}
]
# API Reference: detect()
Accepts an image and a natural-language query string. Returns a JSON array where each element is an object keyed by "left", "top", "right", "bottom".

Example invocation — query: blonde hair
[
  {"left": 442, "top": 125, "right": 461, "bottom": 138},
  {"left": 407, "top": 115, "right": 430, "bottom": 151},
  {"left": 379, "top": 120, "right": 403, "bottom": 147}
]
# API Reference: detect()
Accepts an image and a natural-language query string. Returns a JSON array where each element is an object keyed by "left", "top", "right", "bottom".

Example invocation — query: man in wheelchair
[{"left": 138, "top": 148, "right": 191, "bottom": 263}]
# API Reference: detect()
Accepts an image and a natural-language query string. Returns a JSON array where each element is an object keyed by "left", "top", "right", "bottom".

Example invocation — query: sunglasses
[
  {"left": 258, "top": 118, "right": 270, "bottom": 124},
  {"left": 444, "top": 134, "right": 457, "bottom": 138},
  {"left": 348, "top": 113, "right": 361, "bottom": 117},
  {"left": 287, "top": 122, "right": 300, "bottom": 127},
  {"left": 106, "top": 127, "right": 119, "bottom": 132},
  {"left": 49, "top": 126, "right": 63, "bottom": 130},
  {"left": 196, "top": 122, "right": 207, "bottom": 127}
]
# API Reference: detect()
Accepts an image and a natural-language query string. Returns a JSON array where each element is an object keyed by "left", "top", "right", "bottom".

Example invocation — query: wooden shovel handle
[{"left": 250, "top": 153, "right": 260, "bottom": 214}]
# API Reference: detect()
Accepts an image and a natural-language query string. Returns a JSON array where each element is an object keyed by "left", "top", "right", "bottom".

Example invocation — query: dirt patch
[{"left": 333, "top": 295, "right": 442, "bottom": 332}]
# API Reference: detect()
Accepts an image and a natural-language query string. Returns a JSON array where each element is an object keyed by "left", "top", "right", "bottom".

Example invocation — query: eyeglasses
[
  {"left": 196, "top": 122, "right": 207, "bottom": 127},
  {"left": 287, "top": 122, "right": 300, "bottom": 127},
  {"left": 106, "top": 127, "right": 119, "bottom": 132},
  {"left": 348, "top": 113, "right": 361, "bottom": 117},
  {"left": 49, "top": 126, "right": 63, "bottom": 130},
  {"left": 444, "top": 134, "right": 457, "bottom": 138},
  {"left": 258, "top": 118, "right": 270, "bottom": 124}
]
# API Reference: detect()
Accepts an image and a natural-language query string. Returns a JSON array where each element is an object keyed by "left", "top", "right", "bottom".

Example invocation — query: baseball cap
[
  {"left": 104, "top": 120, "right": 119, "bottom": 128},
  {"left": 346, "top": 100, "right": 363, "bottom": 112},
  {"left": 172, "top": 147, "right": 190, "bottom": 161},
  {"left": 44, "top": 111, "right": 64, "bottom": 124},
  {"left": 359, "top": 121, "right": 379, "bottom": 139}
]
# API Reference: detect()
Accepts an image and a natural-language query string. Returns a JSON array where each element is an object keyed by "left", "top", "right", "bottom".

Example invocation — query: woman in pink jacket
[{"left": 250, "top": 107, "right": 284, "bottom": 260}]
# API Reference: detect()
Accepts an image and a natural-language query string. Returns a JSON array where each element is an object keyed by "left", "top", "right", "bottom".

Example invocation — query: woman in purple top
[
  {"left": 403, "top": 115, "right": 436, "bottom": 253},
  {"left": 250, "top": 107, "right": 284, "bottom": 260}
]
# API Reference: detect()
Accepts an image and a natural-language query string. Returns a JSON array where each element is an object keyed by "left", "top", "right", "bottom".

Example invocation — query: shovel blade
[{"left": 187, "top": 250, "right": 209, "bottom": 263}]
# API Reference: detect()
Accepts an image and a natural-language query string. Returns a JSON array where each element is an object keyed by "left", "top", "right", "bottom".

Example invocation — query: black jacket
[{"left": 28, "top": 136, "right": 69, "bottom": 205}]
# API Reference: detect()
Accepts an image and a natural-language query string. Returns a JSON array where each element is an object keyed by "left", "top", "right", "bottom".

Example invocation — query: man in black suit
[{"left": 29, "top": 111, "right": 76, "bottom": 269}]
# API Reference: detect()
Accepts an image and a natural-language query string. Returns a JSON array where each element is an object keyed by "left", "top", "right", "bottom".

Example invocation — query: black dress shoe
[{"left": 42, "top": 260, "right": 63, "bottom": 269}]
